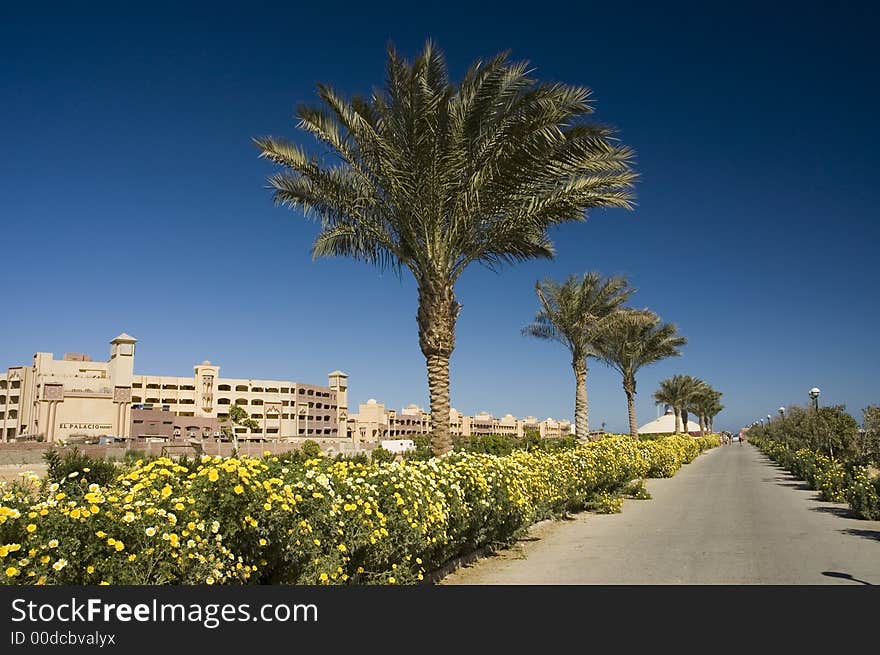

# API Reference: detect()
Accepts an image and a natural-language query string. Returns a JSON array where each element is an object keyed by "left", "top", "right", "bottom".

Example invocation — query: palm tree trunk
[
  {"left": 674, "top": 407, "right": 681, "bottom": 434},
  {"left": 624, "top": 376, "right": 638, "bottom": 439},
  {"left": 417, "top": 280, "right": 460, "bottom": 457},
  {"left": 573, "top": 359, "right": 588, "bottom": 440},
  {"left": 699, "top": 415, "right": 705, "bottom": 436},
  {"left": 681, "top": 409, "right": 689, "bottom": 435}
]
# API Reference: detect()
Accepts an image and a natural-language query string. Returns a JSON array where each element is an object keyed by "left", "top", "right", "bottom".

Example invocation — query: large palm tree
[
  {"left": 595, "top": 310, "right": 687, "bottom": 439},
  {"left": 254, "top": 42, "right": 636, "bottom": 456},
  {"left": 522, "top": 273, "right": 633, "bottom": 440}
]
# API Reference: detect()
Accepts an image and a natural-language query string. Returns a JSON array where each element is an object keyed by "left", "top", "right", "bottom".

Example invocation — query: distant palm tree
[
  {"left": 255, "top": 41, "right": 636, "bottom": 456},
  {"left": 653, "top": 374, "right": 690, "bottom": 433},
  {"left": 595, "top": 310, "right": 687, "bottom": 438},
  {"left": 678, "top": 375, "right": 709, "bottom": 435},
  {"left": 522, "top": 273, "right": 633, "bottom": 440},
  {"left": 690, "top": 386, "right": 723, "bottom": 435}
]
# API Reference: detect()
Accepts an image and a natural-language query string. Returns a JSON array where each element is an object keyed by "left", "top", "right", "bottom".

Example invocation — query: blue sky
[{"left": 2, "top": 1, "right": 878, "bottom": 432}]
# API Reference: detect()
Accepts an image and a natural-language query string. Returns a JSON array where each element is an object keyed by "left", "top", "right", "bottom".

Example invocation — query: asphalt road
[{"left": 442, "top": 443, "right": 880, "bottom": 584}]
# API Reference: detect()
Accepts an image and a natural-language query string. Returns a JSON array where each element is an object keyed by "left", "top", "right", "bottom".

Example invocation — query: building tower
[
  {"left": 327, "top": 370, "right": 348, "bottom": 439},
  {"left": 108, "top": 333, "right": 137, "bottom": 438}
]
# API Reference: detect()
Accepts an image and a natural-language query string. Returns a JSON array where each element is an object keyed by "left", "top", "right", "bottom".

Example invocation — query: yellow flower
[
  {"left": 26, "top": 524, "right": 36, "bottom": 533},
  {"left": 5, "top": 566, "right": 19, "bottom": 577},
  {"left": 114, "top": 541, "right": 124, "bottom": 552},
  {"left": 208, "top": 470, "right": 219, "bottom": 482},
  {"left": 86, "top": 565, "right": 94, "bottom": 574},
  {"left": 48, "top": 539, "right": 59, "bottom": 548},
  {"left": 233, "top": 485, "right": 244, "bottom": 494},
  {"left": 319, "top": 573, "right": 329, "bottom": 583},
  {"left": 388, "top": 577, "right": 396, "bottom": 584}
]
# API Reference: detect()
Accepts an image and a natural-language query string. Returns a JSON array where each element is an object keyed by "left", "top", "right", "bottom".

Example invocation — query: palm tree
[
  {"left": 595, "top": 310, "right": 687, "bottom": 439},
  {"left": 678, "top": 375, "right": 709, "bottom": 435},
  {"left": 254, "top": 42, "right": 636, "bottom": 456},
  {"left": 653, "top": 374, "right": 690, "bottom": 433},
  {"left": 522, "top": 273, "right": 633, "bottom": 440},
  {"left": 690, "top": 386, "right": 723, "bottom": 435}
]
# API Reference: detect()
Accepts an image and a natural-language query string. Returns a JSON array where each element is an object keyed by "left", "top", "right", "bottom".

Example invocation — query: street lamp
[
  {"left": 767, "top": 414, "right": 772, "bottom": 425},
  {"left": 809, "top": 387, "right": 821, "bottom": 412},
  {"left": 778, "top": 407, "right": 785, "bottom": 422}
]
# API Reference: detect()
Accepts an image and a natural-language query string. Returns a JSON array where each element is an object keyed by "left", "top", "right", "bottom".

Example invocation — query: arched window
[
  {"left": 218, "top": 384, "right": 231, "bottom": 391},
  {"left": 235, "top": 398, "right": 248, "bottom": 406},
  {"left": 235, "top": 385, "right": 248, "bottom": 392}
]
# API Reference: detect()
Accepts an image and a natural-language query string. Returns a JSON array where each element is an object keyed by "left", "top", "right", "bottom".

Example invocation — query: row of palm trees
[
  {"left": 653, "top": 375, "right": 724, "bottom": 435},
  {"left": 256, "top": 41, "right": 708, "bottom": 456},
  {"left": 523, "top": 272, "right": 697, "bottom": 440}
]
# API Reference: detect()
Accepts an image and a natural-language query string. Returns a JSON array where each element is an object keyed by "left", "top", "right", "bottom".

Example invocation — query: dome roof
[{"left": 638, "top": 412, "right": 701, "bottom": 434}]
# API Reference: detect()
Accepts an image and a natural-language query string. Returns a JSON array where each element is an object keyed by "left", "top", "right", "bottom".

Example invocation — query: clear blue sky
[{"left": 2, "top": 1, "right": 878, "bottom": 432}]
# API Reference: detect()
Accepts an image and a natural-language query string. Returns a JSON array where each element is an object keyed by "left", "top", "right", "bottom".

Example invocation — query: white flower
[{"left": 52, "top": 559, "right": 67, "bottom": 571}]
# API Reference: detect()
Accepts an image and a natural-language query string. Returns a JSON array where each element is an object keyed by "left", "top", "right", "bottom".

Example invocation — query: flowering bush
[{"left": 1, "top": 435, "right": 717, "bottom": 586}]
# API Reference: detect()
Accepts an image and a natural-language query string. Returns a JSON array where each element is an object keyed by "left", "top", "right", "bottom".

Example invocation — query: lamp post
[
  {"left": 767, "top": 414, "right": 772, "bottom": 425},
  {"left": 809, "top": 387, "right": 820, "bottom": 412},
  {"left": 778, "top": 406, "right": 785, "bottom": 421}
]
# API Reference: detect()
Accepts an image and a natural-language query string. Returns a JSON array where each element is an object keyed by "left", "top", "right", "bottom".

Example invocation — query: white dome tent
[{"left": 638, "top": 407, "right": 701, "bottom": 436}]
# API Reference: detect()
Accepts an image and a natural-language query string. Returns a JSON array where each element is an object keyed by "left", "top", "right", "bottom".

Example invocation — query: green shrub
[
  {"left": 300, "top": 440, "right": 321, "bottom": 459},
  {"left": 370, "top": 446, "right": 395, "bottom": 464},
  {"left": 42, "top": 448, "right": 118, "bottom": 489}
]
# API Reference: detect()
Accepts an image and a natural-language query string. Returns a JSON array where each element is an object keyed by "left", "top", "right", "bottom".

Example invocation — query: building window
[
  {"left": 252, "top": 399, "right": 263, "bottom": 406},
  {"left": 281, "top": 388, "right": 289, "bottom": 394},
  {"left": 181, "top": 385, "right": 195, "bottom": 391},
  {"left": 179, "top": 412, "right": 194, "bottom": 417},
  {"left": 162, "top": 384, "right": 178, "bottom": 390},
  {"left": 307, "top": 390, "right": 314, "bottom": 396},
  {"left": 267, "top": 428, "right": 278, "bottom": 434},
  {"left": 235, "top": 399, "right": 248, "bottom": 405},
  {"left": 217, "top": 398, "right": 230, "bottom": 405},
  {"left": 132, "top": 383, "right": 142, "bottom": 388},
  {"left": 282, "top": 413, "right": 290, "bottom": 419},
  {"left": 146, "top": 398, "right": 160, "bottom": 404},
  {"left": 235, "top": 385, "right": 248, "bottom": 392},
  {"left": 9, "top": 397, "right": 19, "bottom": 404},
  {"left": 179, "top": 399, "right": 195, "bottom": 405},
  {"left": 298, "top": 389, "right": 305, "bottom": 394},
  {"left": 299, "top": 429, "right": 305, "bottom": 434},
  {"left": 252, "top": 414, "right": 263, "bottom": 419},
  {"left": 218, "top": 413, "right": 229, "bottom": 419},
  {"left": 218, "top": 385, "right": 231, "bottom": 391},
  {"left": 251, "top": 387, "right": 263, "bottom": 393},
  {"left": 146, "top": 383, "right": 159, "bottom": 389},
  {"left": 266, "top": 387, "right": 279, "bottom": 393}
]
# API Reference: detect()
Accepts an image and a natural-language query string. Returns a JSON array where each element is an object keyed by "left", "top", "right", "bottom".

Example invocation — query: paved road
[{"left": 443, "top": 443, "right": 880, "bottom": 584}]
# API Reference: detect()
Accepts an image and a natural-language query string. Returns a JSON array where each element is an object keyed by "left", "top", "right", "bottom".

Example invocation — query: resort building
[
  {"left": 0, "top": 334, "right": 348, "bottom": 443},
  {"left": 345, "top": 400, "right": 573, "bottom": 443}
]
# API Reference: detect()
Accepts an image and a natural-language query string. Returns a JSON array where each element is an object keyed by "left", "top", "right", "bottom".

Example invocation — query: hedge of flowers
[
  {"left": 1, "top": 434, "right": 718, "bottom": 586},
  {"left": 751, "top": 437, "right": 880, "bottom": 520}
]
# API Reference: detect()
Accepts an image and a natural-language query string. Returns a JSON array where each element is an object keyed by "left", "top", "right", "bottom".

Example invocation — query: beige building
[
  {"left": 0, "top": 334, "right": 348, "bottom": 443},
  {"left": 345, "top": 400, "right": 572, "bottom": 443}
]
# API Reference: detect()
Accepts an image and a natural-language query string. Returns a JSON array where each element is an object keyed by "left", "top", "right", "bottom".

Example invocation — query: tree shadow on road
[
  {"left": 839, "top": 528, "right": 880, "bottom": 542},
  {"left": 810, "top": 505, "right": 858, "bottom": 519},
  {"left": 822, "top": 571, "right": 872, "bottom": 585}
]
